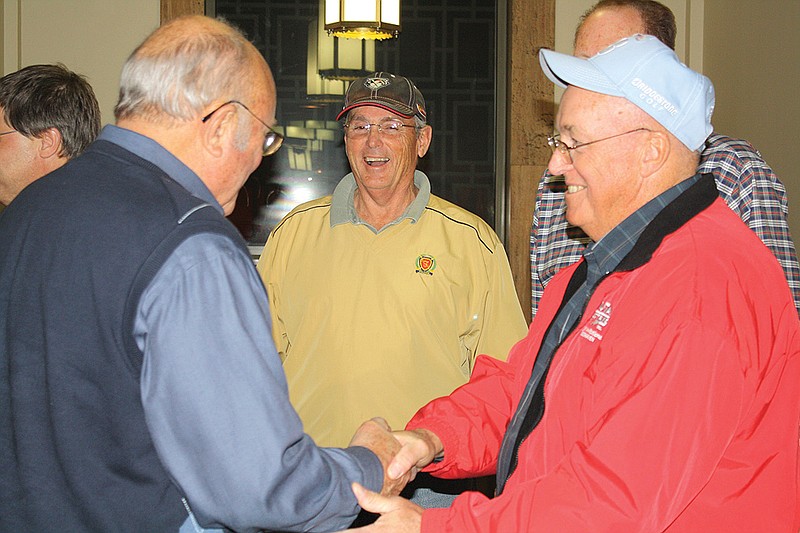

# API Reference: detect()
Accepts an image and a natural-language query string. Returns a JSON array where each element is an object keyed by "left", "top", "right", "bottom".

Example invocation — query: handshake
[
  {"left": 342, "top": 418, "right": 446, "bottom": 531},
  {"left": 348, "top": 417, "right": 444, "bottom": 497}
]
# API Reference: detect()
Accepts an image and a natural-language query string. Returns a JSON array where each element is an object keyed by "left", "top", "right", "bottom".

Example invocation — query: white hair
[{"left": 114, "top": 18, "right": 254, "bottom": 122}]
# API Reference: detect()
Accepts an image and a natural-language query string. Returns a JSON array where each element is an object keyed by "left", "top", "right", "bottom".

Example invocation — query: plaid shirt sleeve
[
  {"left": 699, "top": 134, "right": 800, "bottom": 314},
  {"left": 530, "top": 170, "right": 590, "bottom": 319},
  {"left": 531, "top": 133, "right": 800, "bottom": 318}
]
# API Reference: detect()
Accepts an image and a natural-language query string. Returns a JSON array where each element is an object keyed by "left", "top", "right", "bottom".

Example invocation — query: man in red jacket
[{"left": 345, "top": 35, "right": 800, "bottom": 533}]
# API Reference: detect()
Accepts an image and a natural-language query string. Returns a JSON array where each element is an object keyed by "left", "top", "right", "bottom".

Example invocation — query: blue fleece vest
[{"left": 0, "top": 140, "right": 246, "bottom": 531}]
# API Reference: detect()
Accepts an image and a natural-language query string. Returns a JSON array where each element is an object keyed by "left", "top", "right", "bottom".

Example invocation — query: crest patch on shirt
[
  {"left": 415, "top": 254, "right": 436, "bottom": 275},
  {"left": 580, "top": 301, "right": 612, "bottom": 343}
]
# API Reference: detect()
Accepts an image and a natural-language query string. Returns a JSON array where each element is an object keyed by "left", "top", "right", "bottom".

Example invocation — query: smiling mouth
[
  {"left": 364, "top": 157, "right": 390, "bottom": 166},
  {"left": 567, "top": 185, "right": 586, "bottom": 194}
]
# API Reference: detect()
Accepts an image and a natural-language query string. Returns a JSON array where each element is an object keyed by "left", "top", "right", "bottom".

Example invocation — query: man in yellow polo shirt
[{"left": 258, "top": 72, "right": 527, "bottom": 509}]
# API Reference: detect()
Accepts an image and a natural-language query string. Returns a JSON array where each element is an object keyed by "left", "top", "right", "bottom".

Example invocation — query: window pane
[{"left": 213, "top": 0, "right": 499, "bottom": 249}]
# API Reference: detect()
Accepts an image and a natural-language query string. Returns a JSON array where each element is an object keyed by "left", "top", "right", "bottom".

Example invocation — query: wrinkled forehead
[{"left": 556, "top": 86, "right": 643, "bottom": 134}]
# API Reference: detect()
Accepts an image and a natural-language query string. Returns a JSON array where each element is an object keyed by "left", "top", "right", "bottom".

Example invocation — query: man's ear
[
  {"left": 37, "top": 128, "right": 64, "bottom": 159},
  {"left": 640, "top": 130, "right": 669, "bottom": 178},
  {"left": 200, "top": 105, "right": 237, "bottom": 158},
  {"left": 416, "top": 125, "right": 432, "bottom": 158}
]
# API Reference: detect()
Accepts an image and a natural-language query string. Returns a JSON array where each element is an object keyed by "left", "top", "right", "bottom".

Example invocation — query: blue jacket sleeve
[{"left": 135, "top": 233, "right": 382, "bottom": 532}]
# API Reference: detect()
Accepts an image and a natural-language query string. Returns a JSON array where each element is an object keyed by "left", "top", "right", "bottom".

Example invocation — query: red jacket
[{"left": 409, "top": 194, "right": 800, "bottom": 532}]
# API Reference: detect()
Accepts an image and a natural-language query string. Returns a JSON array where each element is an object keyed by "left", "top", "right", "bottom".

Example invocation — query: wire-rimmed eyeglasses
[
  {"left": 344, "top": 119, "right": 417, "bottom": 138},
  {"left": 0, "top": 130, "right": 17, "bottom": 137},
  {"left": 547, "top": 127, "right": 651, "bottom": 162},
  {"left": 201, "top": 100, "right": 283, "bottom": 156}
]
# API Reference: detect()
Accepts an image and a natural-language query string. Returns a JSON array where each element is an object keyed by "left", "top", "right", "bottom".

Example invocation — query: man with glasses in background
[
  {"left": 0, "top": 63, "right": 100, "bottom": 207},
  {"left": 1, "top": 16, "right": 409, "bottom": 532},
  {"left": 258, "top": 72, "right": 527, "bottom": 515},
  {"left": 530, "top": 0, "right": 800, "bottom": 318}
]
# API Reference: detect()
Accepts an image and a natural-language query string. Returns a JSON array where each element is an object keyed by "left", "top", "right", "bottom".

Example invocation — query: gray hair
[{"left": 114, "top": 17, "right": 254, "bottom": 122}]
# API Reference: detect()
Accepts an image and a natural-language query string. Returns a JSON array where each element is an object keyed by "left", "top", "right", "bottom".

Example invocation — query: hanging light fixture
[
  {"left": 324, "top": 0, "right": 401, "bottom": 41},
  {"left": 317, "top": 0, "right": 376, "bottom": 81},
  {"left": 318, "top": 33, "right": 376, "bottom": 80},
  {"left": 306, "top": 19, "right": 348, "bottom": 103}
]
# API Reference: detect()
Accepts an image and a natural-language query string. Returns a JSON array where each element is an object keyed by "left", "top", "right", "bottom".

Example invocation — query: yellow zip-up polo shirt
[{"left": 258, "top": 171, "right": 527, "bottom": 447}]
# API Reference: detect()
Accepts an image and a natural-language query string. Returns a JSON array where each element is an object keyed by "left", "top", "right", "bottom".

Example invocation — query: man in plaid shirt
[{"left": 531, "top": 0, "right": 800, "bottom": 318}]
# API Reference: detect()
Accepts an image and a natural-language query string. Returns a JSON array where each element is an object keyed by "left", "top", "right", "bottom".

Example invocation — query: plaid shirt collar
[{"left": 584, "top": 173, "right": 701, "bottom": 288}]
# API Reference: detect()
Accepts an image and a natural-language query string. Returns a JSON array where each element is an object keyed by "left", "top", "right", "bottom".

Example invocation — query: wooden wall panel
[
  {"left": 161, "top": 0, "right": 204, "bottom": 23},
  {"left": 507, "top": 0, "right": 554, "bottom": 323}
]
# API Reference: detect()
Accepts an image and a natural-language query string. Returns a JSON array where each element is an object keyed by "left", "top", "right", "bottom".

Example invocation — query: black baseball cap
[{"left": 336, "top": 72, "right": 427, "bottom": 122}]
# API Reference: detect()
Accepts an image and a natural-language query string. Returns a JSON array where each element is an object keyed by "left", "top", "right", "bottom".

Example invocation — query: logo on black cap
[{"left": 364, "top": 77, "right": 391, "bottom": 90}]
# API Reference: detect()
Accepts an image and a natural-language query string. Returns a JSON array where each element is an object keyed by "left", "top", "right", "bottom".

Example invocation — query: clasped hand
[
  {"left": 345, "top": 421, "right": 445, "bottom": 532},
  {"left": 349, "top": 418, "right": 445, "bottom": 495}
]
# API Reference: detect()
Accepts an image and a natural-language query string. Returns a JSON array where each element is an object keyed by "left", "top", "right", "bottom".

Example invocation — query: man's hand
[
  {"left": 386, "top": 428, "right": 444, "bottom": 481},
  {"left": 349, "top": 418, "right": 410, "bottom": 496},
  {"left": 336, "top": 482, "right": 423, "bottom": 533}
]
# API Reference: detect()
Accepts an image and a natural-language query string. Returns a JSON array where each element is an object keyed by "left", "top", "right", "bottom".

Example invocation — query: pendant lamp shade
[{"left": 324, "top": 0, "right": 401, "bottom": 40}]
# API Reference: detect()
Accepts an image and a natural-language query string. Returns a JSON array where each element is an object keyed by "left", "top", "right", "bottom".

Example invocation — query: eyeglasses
[
  {"left": 201, "top": 100, "right": 284, "bottom": 156},
  {"left": 0, "top": 130, "right": 17, "bottom": 137},
  {"left": 547, "top": 128, "right": 651, "bottom": 162},
  {"left": 344, "top": 119, "right": 417, "bottom": 138}
]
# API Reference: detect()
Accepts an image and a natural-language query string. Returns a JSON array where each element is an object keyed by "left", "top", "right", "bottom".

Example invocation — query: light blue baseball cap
[{"left": 539, "top": 34, "right": 714, "bottom": 151}]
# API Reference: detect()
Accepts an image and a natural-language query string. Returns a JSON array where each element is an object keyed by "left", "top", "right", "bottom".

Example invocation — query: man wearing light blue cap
[
  {"left": 540, "top": 33, "right": 714, "bottom": 152},
  {"left": 537, "top": 34, "right": 715, "bottom": 240},
  {"left": 531, "top": 1, "right": 799, "bottom": 322},
  {"left": 342, "top": 35, "right": 800, "bottom": 533}
]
